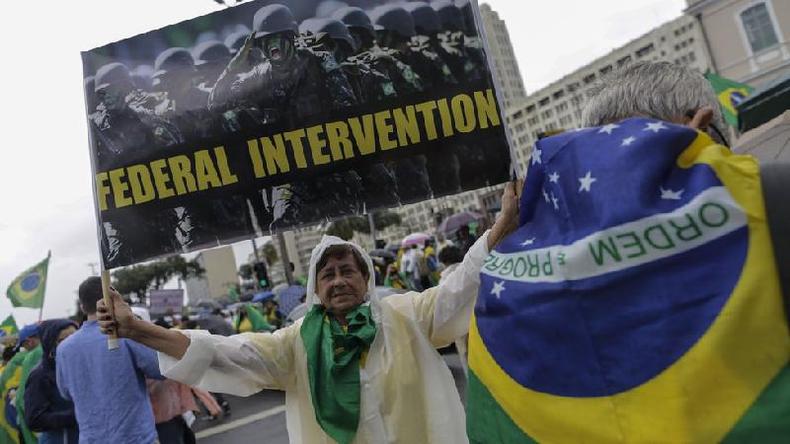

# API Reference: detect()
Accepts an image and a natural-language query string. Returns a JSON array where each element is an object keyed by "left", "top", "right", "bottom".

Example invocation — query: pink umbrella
[{"left": 401, "top": 232, "right": 431, "bottom": 248}]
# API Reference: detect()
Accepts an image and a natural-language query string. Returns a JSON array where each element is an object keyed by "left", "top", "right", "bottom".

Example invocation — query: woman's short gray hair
[{"left": 581, "top": 61, "right": 723, "bottom": 128}]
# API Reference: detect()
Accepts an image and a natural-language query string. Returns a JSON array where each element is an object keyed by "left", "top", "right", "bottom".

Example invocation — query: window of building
[
  {"left": 553, "top": 89, "right": 565, "bottom": 100},
  {"left": 617, "top": 55, "right": 632, "bottom": 67},
  {"left": 515, "top": 123, "right": 526, "bottom": 133},
  {"left": 526, "top": 104, "right": 536, "bottom": 113},
  {"left": 512, "top": 110, "right": 523, "bottom": 120},
  {"left": 556, "top": 102, "right": 568, "bottom": 113},
  {"left": 541, "top": 109, "right": 553, "bottom": 119},
  {"left": 600, "top": 65, "right": 612, "bottom": 75},
  {"left": 583, "top": 73, "right": 596, "bottom": 84},
  {"left": 567, "top": 82, "right": 580, "bottom": 92},
  {"left": 528, "top": 116, "right": 539, "bottom": 126},
  {"left": 539, "top": 97, "right": 551, "bottom": 107},
  {"left": 741, "top": 3, "right": 779, "bottom": 53},
  {"left": 636, "top": 43, "right": 655, "bottom": 58},
  {"left": 689, "top": 52, "right": 696, "bottom": 62}
]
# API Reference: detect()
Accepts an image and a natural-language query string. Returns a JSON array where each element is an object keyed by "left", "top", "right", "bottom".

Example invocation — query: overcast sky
[{"left": 0, "top": 0, "right": 686, "bottom": 326}]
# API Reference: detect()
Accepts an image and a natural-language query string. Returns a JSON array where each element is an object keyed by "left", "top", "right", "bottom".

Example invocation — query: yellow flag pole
[{"left": 100, "top": 269, "right": 120, "bottom": 350}]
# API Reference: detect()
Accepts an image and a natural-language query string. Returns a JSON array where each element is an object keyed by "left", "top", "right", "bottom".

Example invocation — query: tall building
[
  {"left": 479, "top": 3, "right": 528, "bottom": 109},
  {"left": 686, "top": 0, "right": 790, "bottom": 88},
  {"left": 184, "top": 245, "right": 238, "bottom": 304},
  {"left": 506, "top": 14, "right": 713, "bottom": 175}
]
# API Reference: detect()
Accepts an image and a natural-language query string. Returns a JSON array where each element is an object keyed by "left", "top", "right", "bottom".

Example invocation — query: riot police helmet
[
  {"left": 403, "top": 2, "right": 441, "bottom": 35},
  {"left": 370, "top": 4, "right": 416, "bottom": 39},
  {"left": 433, "top": 1, "right": 465, "bottom": 33},
  {"left": 252, "top": 4, "right": 299, "bottom": 39},
  {"left": 332, "top": 6, "right": 374, "bottom": 34},
  {"left": 300, "top": 17, "right": 357, "bottom": 53},
  {"left": 153, "top": 47, "right": 196, "bottom": 78},
  {"left": 94, "top": 62, "right": 134, "bottom": 94},
  {"left": 193, "top": 40, "right": 232, "bottom": 65}
]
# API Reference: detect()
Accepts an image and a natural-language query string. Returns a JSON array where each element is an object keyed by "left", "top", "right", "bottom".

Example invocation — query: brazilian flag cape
[
  {"left": 0, "top": 351, "right": 27, "bottom": 444},
  {"left": 15, "top": 346, "right": 42, "bottom": 444},
  {"left": 467, "top": 118, "right": 789, "bottom": 443},
  {"left": 705, "top": 72, "right": 753, "bottom": 127}
]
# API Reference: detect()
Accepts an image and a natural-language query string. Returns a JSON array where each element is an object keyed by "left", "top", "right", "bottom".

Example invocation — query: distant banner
[
  {"left": 82, "top": 0, "right": 511, "bottom": 268},
  {"left": 149, "top": 289, "right": 185, "bottom": 317}
]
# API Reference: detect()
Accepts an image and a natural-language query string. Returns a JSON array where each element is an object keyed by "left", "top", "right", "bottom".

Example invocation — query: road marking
[{"left": 195, "top": 405, "right": 286, "bottom": 439}]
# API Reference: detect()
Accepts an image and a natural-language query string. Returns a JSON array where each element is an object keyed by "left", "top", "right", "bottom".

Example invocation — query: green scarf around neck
[{"left": 300, "top": 303, "right": 377, "bottom": 444}]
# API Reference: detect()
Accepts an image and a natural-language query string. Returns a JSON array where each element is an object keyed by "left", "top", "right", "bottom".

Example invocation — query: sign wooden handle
[{"left": 100, "top": 270, "right": 120, "bottom": 350}]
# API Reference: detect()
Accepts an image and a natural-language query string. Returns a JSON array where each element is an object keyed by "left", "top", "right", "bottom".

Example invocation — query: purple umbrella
[
  {"left": 401, "top": 232, "right": 431, "bottom": 248},
  {"left": 437, "top": 211, "right": 483, "bottom": 235}
]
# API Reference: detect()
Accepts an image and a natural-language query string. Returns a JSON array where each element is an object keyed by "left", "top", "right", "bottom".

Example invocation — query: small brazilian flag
[
  {"left": 0, "top": 316, "right": 17, "bottom": 337},
  {"left": 705, "top": 72, "right": 753, "bottom": 127},
  {"left": 6, "top": 253, "right": 50, "bottom": 309}
]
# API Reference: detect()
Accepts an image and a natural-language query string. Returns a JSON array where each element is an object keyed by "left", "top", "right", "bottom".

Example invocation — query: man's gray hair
[{"left": 581, "top": 61, "right": 723, "bottom": 128}]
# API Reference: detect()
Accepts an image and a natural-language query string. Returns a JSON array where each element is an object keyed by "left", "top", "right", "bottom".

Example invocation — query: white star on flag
[
  {"left": 543, "top": 189, "right": 550, "bottom": 203},
  {"left": 660, "top": 187, "right": 684, "bottom": 200},
  {"left": 598, "top": 123, "right": 619, "bottom": 134},
  {"left": 644, "top": 121, "right": 668, "bottom": 133},
  {"left": 520, "top": 237, "right": 536, "bottom": 246},
  {"left": 578, "top": 171, "right": 597, "bottom": 192},
  {"left": 548, "top": 171, "right": 560, "bottom": 183},
  {"left": 551, "top": 193, "right": 560, "bottom": 210},
  {"left": 621, "top": 136, "right": 636, "bottom": 146},
  {"left": 531, "top": 148, "right": 543, "bottom": 165},
  {"left": 491, "top": 281, "right": 506, "bottom": 299}
]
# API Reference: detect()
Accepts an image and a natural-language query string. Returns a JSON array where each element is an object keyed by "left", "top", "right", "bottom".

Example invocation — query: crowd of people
[
  {"left": 0, "top": 286, "right": 301, "bottom": 444},
  {"left": 4, "top": 14, "right": 784, "bottom": 439}
]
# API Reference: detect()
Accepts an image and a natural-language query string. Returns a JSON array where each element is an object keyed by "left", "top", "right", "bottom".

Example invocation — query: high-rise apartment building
[{"left": 479, "top": 3, "right": 528, "bottom": 110}]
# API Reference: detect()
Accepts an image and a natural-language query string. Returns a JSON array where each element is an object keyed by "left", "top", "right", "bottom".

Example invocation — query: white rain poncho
[{"left": 158, "top": 232, "right": 490, "bottom": 443}]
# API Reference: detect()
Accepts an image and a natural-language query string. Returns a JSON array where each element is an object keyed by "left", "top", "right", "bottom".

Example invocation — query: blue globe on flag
[{"left": 20, "top": 272, "right": 41, "bottom": 293}]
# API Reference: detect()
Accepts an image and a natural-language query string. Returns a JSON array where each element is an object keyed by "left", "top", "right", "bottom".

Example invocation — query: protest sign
[
  {"left": 82, "top": 0, "right": 512, "bottom": 267},
  {"left": 148, "top": 289, "right": 185, "bottom": 317}
]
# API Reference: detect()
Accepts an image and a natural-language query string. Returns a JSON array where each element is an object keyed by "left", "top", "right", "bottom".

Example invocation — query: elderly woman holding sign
[{"left": 98, "top": 183, "right": 519, "bottom": 444}]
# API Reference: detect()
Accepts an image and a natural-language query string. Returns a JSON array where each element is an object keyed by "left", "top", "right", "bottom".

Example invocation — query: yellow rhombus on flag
[
  {"left": 705, "top": 72, "right": 753, "bottom": 127},
  {"left": 6, "top": 253, "right": 50, "bottom": 309}
]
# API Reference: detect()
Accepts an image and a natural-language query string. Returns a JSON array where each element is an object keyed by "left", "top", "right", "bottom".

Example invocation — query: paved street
[{"left": 196, "top": 351, "right": 467, "bottom": 443}]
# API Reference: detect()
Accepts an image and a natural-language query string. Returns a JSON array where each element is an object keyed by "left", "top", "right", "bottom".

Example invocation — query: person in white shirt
[{"left": 97, "top": 183, "right": 518, "bottom": 444}]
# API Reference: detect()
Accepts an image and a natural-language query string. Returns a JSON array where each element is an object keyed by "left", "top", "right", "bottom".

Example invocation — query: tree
[
  {"left": 262, "top": 241, "right": 279, "bottom": 266},
  {"left": 238, "top": 263, "right": 254, "bottom": 280},
  {"left": 326, "top": 211, "right": 402, "bottom": 240},
  {"left": 111, "top": 256, "right": 204, "bottom": 304}
]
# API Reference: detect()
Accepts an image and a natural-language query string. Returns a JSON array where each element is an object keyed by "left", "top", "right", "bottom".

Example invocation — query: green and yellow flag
[
  {"left": 0, "top": 316, "right": 17, "bottom": 336},
  {"left": 705, "top": 72, "right": 753, "bottom": 127},
  {"left": 6, "top": 253, "right": 50, "bottom": 309}
]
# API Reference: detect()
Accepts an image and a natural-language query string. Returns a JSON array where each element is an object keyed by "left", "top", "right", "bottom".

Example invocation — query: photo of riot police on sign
[{"left": 82, "top": 0, "right": 512, "bottom": 268}]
